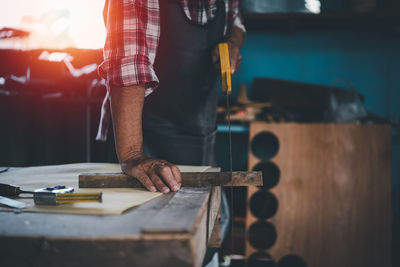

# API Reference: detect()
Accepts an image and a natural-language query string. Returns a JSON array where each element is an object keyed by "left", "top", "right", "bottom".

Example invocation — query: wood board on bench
[
  {"left": 0, "top": 163, "right": 221, "bottom": 267},
  {"left": 0, "top": 163, "right": 210, "bottom": 215}
]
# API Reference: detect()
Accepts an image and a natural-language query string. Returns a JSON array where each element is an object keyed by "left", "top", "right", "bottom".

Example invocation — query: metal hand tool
[
  {"left": 218, "top": 42, "right": 235, "bottom": 252},
  {"left": 0, "top": 183, "right": 73, "bottom": 197},
  {"left": 0, "top": 182, "right": 35, "bottom": 197},
  {"left": 218, "top": 42, "right": 233, "bottom": 173},
  {"left": 0, "top": 183, "right": 102, "bottom": 205}
]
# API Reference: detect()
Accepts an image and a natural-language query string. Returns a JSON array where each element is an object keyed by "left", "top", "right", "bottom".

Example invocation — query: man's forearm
[
  {"left": 226, "top": 26, "right": 246, "bottom": 48},
  {"left": 109, "top": 85, "right": 182, "bottom": 193},
  {"left": 110, "top": 85, "right": 145, "bottom": 163}
]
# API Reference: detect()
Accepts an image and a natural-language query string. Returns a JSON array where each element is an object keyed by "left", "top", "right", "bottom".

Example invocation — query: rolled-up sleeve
[
  {"left": 98, "top": 0, "right": 160, "bottom": 96},
  {"left": 226, "top": 0, "right": 246, "bottom": 33}
]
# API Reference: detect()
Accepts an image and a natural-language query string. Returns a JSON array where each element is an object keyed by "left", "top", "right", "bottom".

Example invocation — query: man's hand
[
  {"left": 110, "top": 85, "right": 181, "bottom": 194},
  {"left": 212, "top": 41, "right": 242, "bottom": 75},
  {"left": 212, "top": 26, "right": 245, "bottom": 75},
  {"left": 121, "top": 153, "right": 182, "bottom": 194}
]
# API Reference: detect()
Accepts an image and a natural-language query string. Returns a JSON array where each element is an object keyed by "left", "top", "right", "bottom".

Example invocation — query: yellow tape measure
[{"left": 218, "top": 42, "right": 232, "bottom": 95}]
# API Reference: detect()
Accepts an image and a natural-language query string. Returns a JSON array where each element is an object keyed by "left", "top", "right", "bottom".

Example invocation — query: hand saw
[
  {"left": 218, "top": 42, "right": 235, "bottom": 251},
  {"left": 218, "top": 42, "right": 233, "bottom": 172}
]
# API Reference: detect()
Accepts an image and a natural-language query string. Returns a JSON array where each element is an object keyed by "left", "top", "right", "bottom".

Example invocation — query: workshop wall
[
  {"left": 231, "top": 30, "right": 400, "bottom": 182},
  {"left": 219, "top": 29, "right": 400, "bottom": 257},
  {"left": 231, "top": 30, "right": 400, "bottom": 118}
]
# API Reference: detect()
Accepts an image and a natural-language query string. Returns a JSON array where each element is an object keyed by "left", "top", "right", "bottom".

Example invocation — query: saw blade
[
  {"left": 226, "top": 91, "right": 232, "bottom": 172},
  {"left": 218, "top": 42, "right": 233, "bottom": 171},
  {"left": 218, "top": 42, "right": 234, "bottom": 253}
]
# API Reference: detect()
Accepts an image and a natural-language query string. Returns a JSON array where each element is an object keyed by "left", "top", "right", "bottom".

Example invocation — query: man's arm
[
  {"left": 212, "top": 0, "right": 246, "bottom": 74},
  {"left": 101, "top": 1, "right": 180, "bottom": 193},
  {"left": 110, "top": 85, "right": 181, "bottom": 193},
  {"left": 225, "top": 26, "right": 246, "bottom": 74},
  {"left": 212, "top": 25, "right": 246, "bottom": 75}
]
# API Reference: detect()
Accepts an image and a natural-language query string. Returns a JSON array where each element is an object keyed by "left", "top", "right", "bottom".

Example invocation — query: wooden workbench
[{"left": 0, "top": 163, "right": 221, "bottom": 267}]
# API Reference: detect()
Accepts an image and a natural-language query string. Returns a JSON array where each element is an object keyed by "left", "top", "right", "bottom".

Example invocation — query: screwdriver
[
  {"left": 0, "top": 183, "right": 75, "bottom": 196},
  {"left": 0, "top": 183, "right": 33, "bottom": 197}
]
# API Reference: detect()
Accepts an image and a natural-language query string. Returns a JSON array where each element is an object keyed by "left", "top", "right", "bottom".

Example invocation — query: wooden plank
[
  {"left": 190, "top": 203, "right": 209, "bottom": 267},
  {"left": 0, "top": 236, "right": 194, "bottom": 267},
  {"left": 140, "top": 168, "right": 222, "bottom": 266},
  {"left": 205, "top": 167, "right": 221, "bottom": 173},
  {"left": 0, "top": 163, "right": 222, "bottom": 267},
  {"left": 0, "top": 186, "right": 175, "bottom": 238},
  {"left": 190, "top": 186, "right": 221, "bottom": 266},
  {"left": 141, "top": 187, "right": 211, "bottom": 234},
  {"left": 207, "top": 186, "right": 221, "bottom": 241},
  {"left": 139, "top": 188, "right": 214, "bottom": 267},
  {"left": 0, "top": 164, "right": 163, "bottom": 216},
  {"left": 208, "top": 208, "right": 221, "bottom": 248},
  {"left": 79, "top": 171, "right": 262, "bottom": 188},
  {"left": 140, "top": 187, "right": 220, "bottom": 267},
  {"left": 246, "top": 123, "right": 392, "bottom": 267}
]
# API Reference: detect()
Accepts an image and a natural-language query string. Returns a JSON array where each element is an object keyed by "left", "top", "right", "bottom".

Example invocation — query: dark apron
[
  {"left": 142, "top": 1, "right": 229, "bottom": 265},
  {"left": 142, "top": 0, "right": 225, "bottom": 166}
]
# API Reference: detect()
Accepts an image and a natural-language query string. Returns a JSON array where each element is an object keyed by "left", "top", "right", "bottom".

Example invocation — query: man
[
  {"left": 97, "top": 0, "right": 245, "bottom": 194},
  {"left": 97, "top": 0, "right": 245, "bottom": 265}
]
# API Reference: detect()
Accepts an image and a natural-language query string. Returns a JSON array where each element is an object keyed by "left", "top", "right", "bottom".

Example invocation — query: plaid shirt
[{"left": 96, "top": 0, "right": 245, "bottom": 140}]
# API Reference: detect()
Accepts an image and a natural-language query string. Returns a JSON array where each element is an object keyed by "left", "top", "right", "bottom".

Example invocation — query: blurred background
[{"left": 0, "top": 0, "right": 399, "bottom": 266}]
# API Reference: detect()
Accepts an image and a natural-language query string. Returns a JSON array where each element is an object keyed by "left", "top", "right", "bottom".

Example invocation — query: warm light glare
[
  {"left": 0, "top": 0, "right": 106, "bottom": 49},
  {"left": 305, "top": 0, "right": 321, "bottom": 14}
]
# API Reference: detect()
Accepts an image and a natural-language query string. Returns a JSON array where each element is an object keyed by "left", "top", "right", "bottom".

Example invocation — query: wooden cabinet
[{"left": 246, "top": 123, "right": 391, "bottom": 267}]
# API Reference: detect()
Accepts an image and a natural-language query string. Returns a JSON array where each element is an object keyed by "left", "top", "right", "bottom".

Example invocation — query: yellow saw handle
[{"left": 218, "top": 43, "right": 232, "bottom": 95}]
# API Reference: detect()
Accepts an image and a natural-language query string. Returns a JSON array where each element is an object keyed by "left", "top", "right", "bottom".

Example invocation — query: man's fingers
[
  {"left": 165, "top": 164, "right": 182, "bottom": 190},
  {"left": 235, "top": 55, "right": 242, "bottom": 74},
  {"left": 170, "top": 165, "right": 182, "bottom": 186},
  {"left": 148, "top": 170, "right": 170, "bottom": 194},
  {"left": 123, "top": 157, "right": 182, "bottom": 193},
  {"left": 156, "top": 164, "right": 179, "bottom": 192},
  {"left": 230, "top": 49, "right": 241, "bottom": 74},
  {"left": 231, "top": 60, "right": 236, "bottom": 75},
  {"left": 135, "top": 173, "right": 157, "bottom": 192}
]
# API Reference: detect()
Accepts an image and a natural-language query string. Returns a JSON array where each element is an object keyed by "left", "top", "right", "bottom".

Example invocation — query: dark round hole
[
  {"left": 251, "top": 132, "right": 279, "bottom": 159},
  {"left": 277, "top": 255, "right": 307, "bottom": 267},
  {"left": 252, "top": 161, "right": 280, "bottom": 189},
  {"left": 248, "top": 221, "right": 277, "bottom": 250},
  {"left": 247, "top": 252, "right": 276, "bottom": 267},
  {"left": 250, "top": 190, "right": 278, "bottom": 219}
]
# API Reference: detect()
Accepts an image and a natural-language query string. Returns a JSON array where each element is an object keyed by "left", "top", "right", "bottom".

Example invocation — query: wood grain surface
[{"left": 246, "top": 123, "right": 392, "bottom": 267}]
